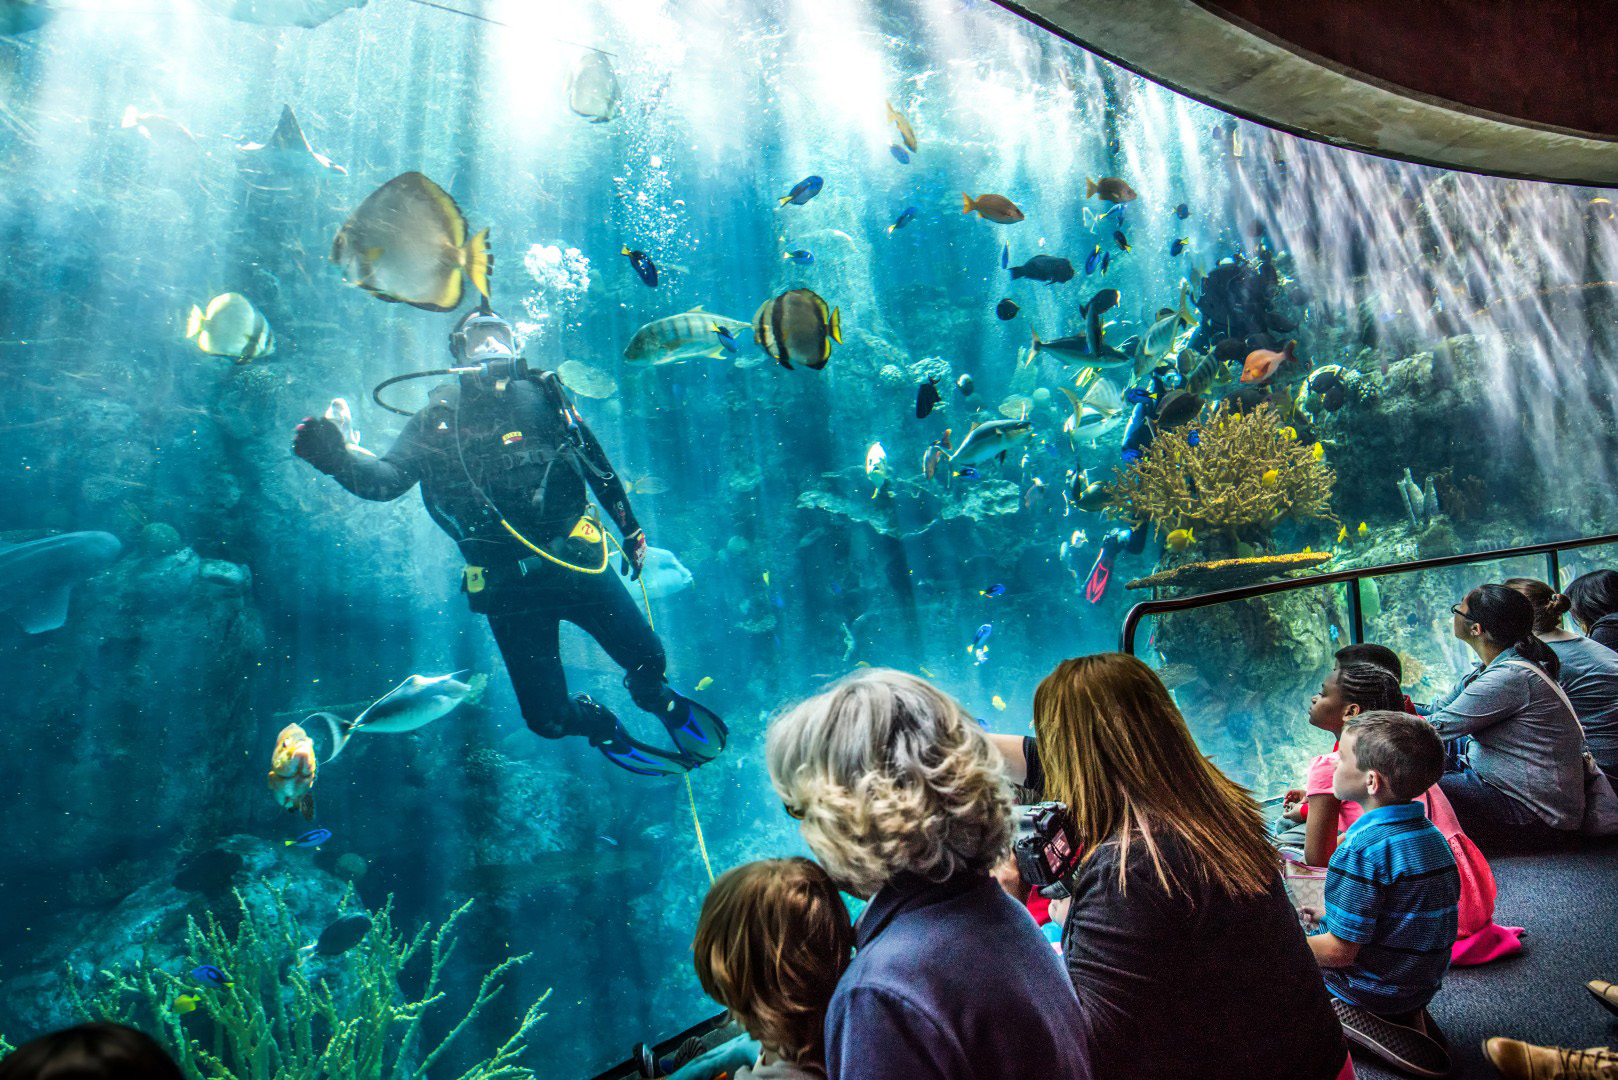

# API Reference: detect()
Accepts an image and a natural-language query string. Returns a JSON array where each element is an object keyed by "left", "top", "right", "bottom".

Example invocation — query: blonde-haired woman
[
  {"left": 990, "top": 653, "right": 1350, "bottom": 1080},
  {"left": 768, "top": 668, "right": 1091, "bottom": 1080}
]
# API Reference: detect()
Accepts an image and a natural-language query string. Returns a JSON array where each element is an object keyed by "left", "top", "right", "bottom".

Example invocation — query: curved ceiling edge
[{"left": 993, "top": 0, "right": 1618, "bottom": 188}]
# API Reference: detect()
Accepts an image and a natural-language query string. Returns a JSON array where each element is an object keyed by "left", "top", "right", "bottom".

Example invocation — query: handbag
[{"left": 1504, "top": 659, "right": 1618, "bottom": 836}]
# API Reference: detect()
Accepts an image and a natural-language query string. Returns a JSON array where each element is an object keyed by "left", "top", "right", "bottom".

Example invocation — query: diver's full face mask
[{"left": 452, "top": 314, "right": 527, "bottom": 384}]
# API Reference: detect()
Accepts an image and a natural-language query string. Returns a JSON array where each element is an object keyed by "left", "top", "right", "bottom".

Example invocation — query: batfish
[
  {"left": 566, "top": 51, "right": 620, "bottom": 123},
  {"left": 331, "top": 172, "right": 490, "bottom": 312}
]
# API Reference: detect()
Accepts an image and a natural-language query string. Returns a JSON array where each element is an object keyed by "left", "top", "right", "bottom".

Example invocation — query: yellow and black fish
[
  {"left": 186, "top": 293, "right": 274, "bottom": 362},
  {"left": 331, "top": 172, "right": 491, "bottom": 312},
  {"left": 752, "top": 288, "right": 842, "bottom": 371}
]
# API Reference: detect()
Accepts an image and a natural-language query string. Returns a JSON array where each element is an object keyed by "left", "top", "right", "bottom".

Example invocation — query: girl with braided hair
[{"left": 1280, "top": 662, "right": 1404, "bottom": 866}]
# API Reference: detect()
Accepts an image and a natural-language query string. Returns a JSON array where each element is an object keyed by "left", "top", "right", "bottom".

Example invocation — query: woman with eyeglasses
[
  {"left": 767, "top": 668, "right": 1092, "bottom": 1080},
  {"left": 1431, "top": 584, "right": 1587, "bottom": 847}
]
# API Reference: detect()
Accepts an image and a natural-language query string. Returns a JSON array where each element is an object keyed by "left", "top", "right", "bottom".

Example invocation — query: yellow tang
[
  {"left": 1261, "top": 469, "right": 1279, "bottom": 488},
  {"left": 1166, "top": 527, "right": 1195, "bottom": 551},
  {"left": 694, "top": 676, "right": 714, "bottom": 692},
  {"left": 1357, "top": 522, "right": 1370, "bottom": 538},
  {"left": 1310, "top": 441, "right": 1325, "bottom": 461},
  {"left": 331, "top": 172, "right": 491, "bottom": 312},
  {"left": 173, "top": 994, "right": 201, "bottom": 1014},
  {"left": 1337, "top": 525, "right": 1348, "bottom": 544},
  {"left": 991, "top": 695, "right": 1007, "bottom": 711}
]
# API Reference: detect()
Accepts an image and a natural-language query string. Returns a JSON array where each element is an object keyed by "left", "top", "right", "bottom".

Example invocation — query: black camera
[{"left": 1013, "top": 802, "right": 1082, "bottom": 899}]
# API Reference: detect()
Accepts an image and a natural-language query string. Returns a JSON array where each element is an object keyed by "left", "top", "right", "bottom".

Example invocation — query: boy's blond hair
[{"left": 692, "top": 858, "right": 853, "bottom": 1066}]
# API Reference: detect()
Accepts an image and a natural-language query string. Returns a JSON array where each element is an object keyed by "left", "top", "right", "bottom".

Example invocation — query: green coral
[
  {"left": 58, "top": 883, "right": 548, "bottom": 1080},
  {"left": 1107, "top": 403, "right": 1337, "bottom": 542}
]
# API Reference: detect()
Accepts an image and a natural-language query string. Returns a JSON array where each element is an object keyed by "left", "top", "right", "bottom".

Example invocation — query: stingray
[
  {"left": 238, "top": 104, "right": 347, "bottom": 176},
  {"left": 200, "top": 0, "right": 367, "bottom": 28},
  {"left": 0, "top": 531, "right": 122, "bottom": 633}
]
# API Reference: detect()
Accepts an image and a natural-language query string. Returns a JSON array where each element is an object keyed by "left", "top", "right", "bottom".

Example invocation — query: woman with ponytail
[
  {"left": 1564, "top": 569, "right": 1618, "bottom": 650},
  {"left": 1432, "top": 584, "right": 1587, "bottom": 847},
  {"left": 1506, "top": 577, "right": 1618, "bottom": 786}
]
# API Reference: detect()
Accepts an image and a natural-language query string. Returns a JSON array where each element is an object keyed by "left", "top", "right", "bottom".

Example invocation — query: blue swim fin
[{"left": 660, "top": 690, "right": 729, "bottom": 765}]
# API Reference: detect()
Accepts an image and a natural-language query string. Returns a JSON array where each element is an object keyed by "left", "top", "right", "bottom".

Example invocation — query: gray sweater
[
  {"left": 1546, "top": 635, "right": 1618, "bottom": 773},
  {"left": 1430, "top": 647, "right": 1587, "bottom": 829}
]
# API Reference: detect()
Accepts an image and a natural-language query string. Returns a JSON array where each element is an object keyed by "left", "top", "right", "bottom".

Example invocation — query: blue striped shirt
[{"left": 1322, "top": 801, "right": 1459, "bottom": 1014}]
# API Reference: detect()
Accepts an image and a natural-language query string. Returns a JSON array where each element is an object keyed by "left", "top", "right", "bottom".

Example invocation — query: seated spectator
[
  {"left": 0, "top": 1023, "right": 183, "bottom": 1080},
  {"left": 1305, "top": 645, "right": 1523, "bottom": 966},
  {"left": 1335, "top": 643, "right": 1420, "bottom": 712},
  {"left": 1304, "top": 711, "right": 1459, "bottom": 1078},
  {"left": 1506, "top": 577, "right": 1618, "bottom": 786},
  {"left": 1432, "top": 584, "right": 1588, "bottom": 848},
  {"left": 766, "top": 668, "right": 1090, "bottom": 1080},
  {"left": 1484, "top": 975, "right": 1618, "bottom": 1079},
  {"left": 687, "top": 858, "right": 854, "bottom": 1080},
  {"left": 1278, "top": 662, "right": 1405, "bottom": 866},
  {"left": 1564, "top": 569, "right": 1618, "bottom": 651},
  {"left": 988, "top": 653, "right": 1349, "bottom": 1080}
]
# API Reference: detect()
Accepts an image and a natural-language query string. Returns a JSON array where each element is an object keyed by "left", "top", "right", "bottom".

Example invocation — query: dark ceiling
[{"left": 1204, "top": 0, "right": 1618, "bottom": 138}]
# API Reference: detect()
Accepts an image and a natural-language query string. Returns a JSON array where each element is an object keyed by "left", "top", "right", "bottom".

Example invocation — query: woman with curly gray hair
[{"left": 767, "top": 668, "right": 1091, "bottom": 1080}]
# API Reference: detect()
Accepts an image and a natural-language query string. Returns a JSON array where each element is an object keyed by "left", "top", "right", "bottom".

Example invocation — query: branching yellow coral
[{"left": 1107, "top": 403, "right": 1336, "bottom": 540}]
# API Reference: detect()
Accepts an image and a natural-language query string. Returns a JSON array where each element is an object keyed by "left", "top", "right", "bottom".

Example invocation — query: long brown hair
[
  {"left": 1033, "top": 653, "right": 1277, "bottom": 898},
  {"left": 692, "top": 858, "right": 854, "bottom": 1066}
]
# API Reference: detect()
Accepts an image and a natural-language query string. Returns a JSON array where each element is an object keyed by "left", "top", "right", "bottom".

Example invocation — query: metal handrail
[{"left": 1120, "top": 532, "right": 1618, "bottom": 654}]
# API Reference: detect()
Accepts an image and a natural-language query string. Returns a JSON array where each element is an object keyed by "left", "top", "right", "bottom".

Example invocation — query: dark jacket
[
  {"left": 824, "top": 872, "right": 1090, "bottom": 1080},
  {"left": 1590, "top": 613, "right": 1618, "bottom": 653},
  {"left": 1024, "top": 738, "right": 1346, "bottom": 1079},
  {"left": 316, "top": 372, "right": 639, "bottom": 566}
]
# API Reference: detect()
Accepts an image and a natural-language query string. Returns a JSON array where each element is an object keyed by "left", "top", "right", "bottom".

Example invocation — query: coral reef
[
  {"left": 1125, "top": 551, "right": 1333, "bottom": 591},
  {"left": 55, "top": 883, "right": 548, "bottom": 1080},
  {"left": 1107, "top": 403, "right": 1337, "bottom": 546}
]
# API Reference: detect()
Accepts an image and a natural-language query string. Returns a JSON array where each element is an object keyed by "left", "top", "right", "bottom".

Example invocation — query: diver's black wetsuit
[{"left": 304, "top": 371, "right": 664, "bottom": 742}]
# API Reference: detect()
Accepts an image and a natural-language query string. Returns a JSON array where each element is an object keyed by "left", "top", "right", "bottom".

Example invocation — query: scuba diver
[{"left": 290, "top": 303, "right": 727, "bottom": 778}]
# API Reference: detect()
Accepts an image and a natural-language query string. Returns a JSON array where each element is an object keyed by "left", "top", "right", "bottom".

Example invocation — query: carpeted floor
[{"left": 1356, "top": 843, "right": 1618, "bottom": 1079}]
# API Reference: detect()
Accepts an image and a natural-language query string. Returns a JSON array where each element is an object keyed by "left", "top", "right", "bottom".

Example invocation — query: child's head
[
  {"left": 1333, "top": 643, "right": 1402, "bottom": 682},
  {"left": 1308, "top": 662, "right": 1402, "bottom": 735},
  {"left": 1334, "top": 710, "right": 1445, "bottom": 807},
  {"left": 692, "top": 857, "right": 853, "bottom": 1066}
]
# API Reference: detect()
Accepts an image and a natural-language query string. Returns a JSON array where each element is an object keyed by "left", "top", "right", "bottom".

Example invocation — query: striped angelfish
[{"left": 623, "top": 307, "right": 752, "bottom": 365}]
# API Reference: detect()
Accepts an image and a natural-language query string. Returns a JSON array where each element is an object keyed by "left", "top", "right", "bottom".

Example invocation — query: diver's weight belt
[{"left": 461, "top": 513, "right": 609, "bottom": 592}]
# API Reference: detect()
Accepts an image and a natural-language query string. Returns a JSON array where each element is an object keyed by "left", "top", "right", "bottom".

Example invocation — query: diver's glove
[
  {"left": 622, "top": 529, "right": 647, "bottom": 581},
  {"left": 292, "top": 416, "right": 348, "bottom": 474}
]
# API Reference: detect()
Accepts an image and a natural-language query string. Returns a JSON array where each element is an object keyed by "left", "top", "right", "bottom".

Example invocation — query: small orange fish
[
  {"left": 961, "top": 192, "right": 1024, "bottom": 224},
  {"left": 1241, "top": 340, "right": 1297, "bottom": 384},
  {"left": 268, "top": 723, "right": 318, "bottom": 820}
]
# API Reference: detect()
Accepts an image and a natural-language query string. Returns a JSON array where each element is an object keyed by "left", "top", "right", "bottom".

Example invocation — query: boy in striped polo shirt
[{"left": 1305, "top": 710, "right": 1461, "bottom": 1078}]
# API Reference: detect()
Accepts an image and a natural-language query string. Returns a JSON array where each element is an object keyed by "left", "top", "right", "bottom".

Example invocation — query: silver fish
[
  {"left": 318, "top": 670, "right": 487, "bottom": 762},
  {"left": 950, "top": 419, "right": 1034, "bottom": 468},
  {"left": 567, "top": 51, "right": 620, "bottom": 123},
  {"left": 331, "top": 172, "right": 490, "bottom": 313},
  {"left": 624, "top": 307, "right": 750, "bottom": 365}
]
